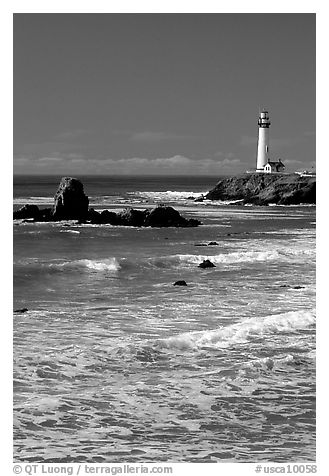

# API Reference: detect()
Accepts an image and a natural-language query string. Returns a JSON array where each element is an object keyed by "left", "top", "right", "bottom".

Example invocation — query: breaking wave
[
  {"left": 149, "top": 247, "right": 313, "bottom": 268},
  {"left": 158, "top": 309, "right": 316, "bottom": 351},
  {"left": 17, "top": 257, "right": 121, "bottom": 273},
  {"left": 16, "top": 244, "right": 314, "bottom": 276},
  {"left": 15, "top": 257, "right": 122, "bottom": 276},
  {"left": 52, "top": 258, "right": 121, "bottom": 272},
  {"left": 59, "top": 230, "right": 81, "bottom": 234},
  {"left": 13, "top": 197, "right": 54, "bottom": 206},
  {"left": 127, "top": 190, "right": 205, "bottom": 202},
  {"left": 172, "top": 250, "right": 280, "bottom": 265}
]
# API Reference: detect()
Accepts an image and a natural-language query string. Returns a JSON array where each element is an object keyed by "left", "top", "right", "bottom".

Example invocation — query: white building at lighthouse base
[{"left": 263, "top": 159, "right": 285, "bottom": 173}]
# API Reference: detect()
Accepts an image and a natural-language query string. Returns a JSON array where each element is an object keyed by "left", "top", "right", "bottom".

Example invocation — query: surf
[{"left": 158, "top": 309, "right": 316, "bottom": 351}]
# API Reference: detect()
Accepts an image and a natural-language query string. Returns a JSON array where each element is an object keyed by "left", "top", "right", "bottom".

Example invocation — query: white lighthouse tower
[{"left": 256, "top": 109, "right": 271, "bottom": 171}]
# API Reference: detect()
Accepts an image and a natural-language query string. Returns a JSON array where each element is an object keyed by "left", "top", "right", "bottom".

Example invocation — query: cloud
[
  {"left": 14, "top": 154, "right": 243, "bottom": 175},
  {"left": 283, "top": 159, "right": 304, "bottom": 165},
  {"left": 276, "top": 158, "right": 316, "bottom": 173},
  {"left": 36, "top": 156, "right": 66, "bottom": 162},
  {"left": 100, "top": 155, "right": 195, "bottom": 173},
  {"left": 14, "top": 157, "right": 30, "bottom": 164},
  {"left": 151, "top": 155, "right": 192, "bottom": 167},
  {"left": 97, "top": 155, "right": 242, "bottom": 174}
]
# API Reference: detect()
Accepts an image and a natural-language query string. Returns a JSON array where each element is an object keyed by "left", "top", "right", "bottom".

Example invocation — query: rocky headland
[
  {"left": 13, "top": 176, "right": 201, "bottom": 227},
  {"left": 204, "top": 173, "right": 316, "bottom": 205}
]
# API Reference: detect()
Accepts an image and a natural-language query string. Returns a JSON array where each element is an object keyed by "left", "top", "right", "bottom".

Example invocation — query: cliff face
[{"left": 205, "top": 173, "right": 316, "bottom": 205}]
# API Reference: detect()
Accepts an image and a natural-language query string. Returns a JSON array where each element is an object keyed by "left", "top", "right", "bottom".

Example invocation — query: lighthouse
[{"left": 256, "top": 109, "right": 271, "bottom": 171}]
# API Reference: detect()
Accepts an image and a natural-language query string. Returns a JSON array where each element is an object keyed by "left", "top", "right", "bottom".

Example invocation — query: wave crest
[
  {"left": 150, "top": 250, "right": 280, "bottom": 269},
  {"left": 127, "top": 190, "right": 204, "bottom": 202},
  {"left": 50, "top": 257, "right": 121, "bottom": 272},
  {"left": 149, "top": 246, "right": 314, "bottom": 269},
  {"left": 159, "top": 310, "right": 316, "bottom": 351}
]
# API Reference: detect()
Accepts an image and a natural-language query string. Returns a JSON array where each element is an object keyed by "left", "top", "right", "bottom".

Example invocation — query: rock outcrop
[
  {"left": 198, "top": 259, "right": 216, "bottom": 268},
  {"left": 13, "top": 204, "right": 40, "bottom": 220},
  {"left": 53, "top": 177, "right": 89, "bottom": 220},
  {"left": 117, "top": 208, "right": 149, "bottom": 227},
  {"left": 205, "top": 173, "right": 316, "bottom": 205},
  {"left": 173, "top": 280, "right": 188, "bottom": 286},
  {"left": 14, "top": 178, "right": 201, "bottom": 227},
  {"left": 144, "top": 205, "right": 200, "bottom": 227},
  {"left": 87, "top": 208, "right": 103, "bottom": 224}
]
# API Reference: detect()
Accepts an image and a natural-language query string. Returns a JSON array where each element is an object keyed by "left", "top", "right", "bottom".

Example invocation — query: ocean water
[{"left": 13, "top": 175, "right": 316, "bottom": 463}]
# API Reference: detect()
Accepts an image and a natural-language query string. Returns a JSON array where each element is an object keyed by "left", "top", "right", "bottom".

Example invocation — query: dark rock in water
[
  {"left": 13, "top": 177, "right": 201, "bottom": 227},
  {"left": 88, "top": 208, "right": 102, "bottom": 224},
  {"left": 117, "top": 208, "right": 149, "bottom": 227},
  {"left": 208, "top": 241, "right": 219, "bottom": 246},
  {"left": 14, "top": 205, "right": 52, "bottom": 222},
  {"left": 279, "top": 284, "right": 305, "bottom": 289},
  {"left": 173, "top": 280, "right": 188, "bottom": 286},
  {"left": 144, "top": 205, "right": 201, "bottom": 227},
  {"left": 13, "top": 204, "right": 40, "bottom": 220},
  {"left": 195, "top": 243, "right": 208, "bottom": 247},
  {"left": 14, "top": 308, "right": 28, "bottom": 313},
  {"left": 100, "top": 210, "right": 119, "bottom": 225},
  {"left": 205, "top": 173, "right": 316, "bottom": 205},
  {"left": 144, "top": 205, "right": 183, "bottom": 227},
  {"left": 186, "top": 218, "right": 202, "bottom": 227},
  {"left": 198, "top": 259, "right": 216, "bottom": 269},
  {"left": 38, "top": 208, "right": 53, "bottom": 222},
  {"left": 53, "top": 177, "right": 89, "bottom": 220}
]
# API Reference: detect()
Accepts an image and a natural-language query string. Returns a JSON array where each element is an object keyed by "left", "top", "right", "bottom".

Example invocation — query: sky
[{"left": 13, "top": 13, "right": 316, "bottom": 175}]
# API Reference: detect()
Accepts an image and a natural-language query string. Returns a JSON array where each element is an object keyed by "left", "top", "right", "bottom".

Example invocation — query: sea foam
[
  {"left": 50, "top": 257, "right": 121, "bottom": 272},
  {"left": 151, "top": 250, "right": 280, "bottom": 268},
  {"left": 13, "top": 197, "right": 54, "bottom": 206},
  {"left": 159, "top": 309, "right": 316, "bottom": 351},
  {"left": 128, "top": 190, "right": 205, "bottom": 202},
  {"left": 77, "top": 258, "right": 121, "bottom": 272},
  {"left": 151, "top": 246, "right": 314, "bottom": 269}
]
